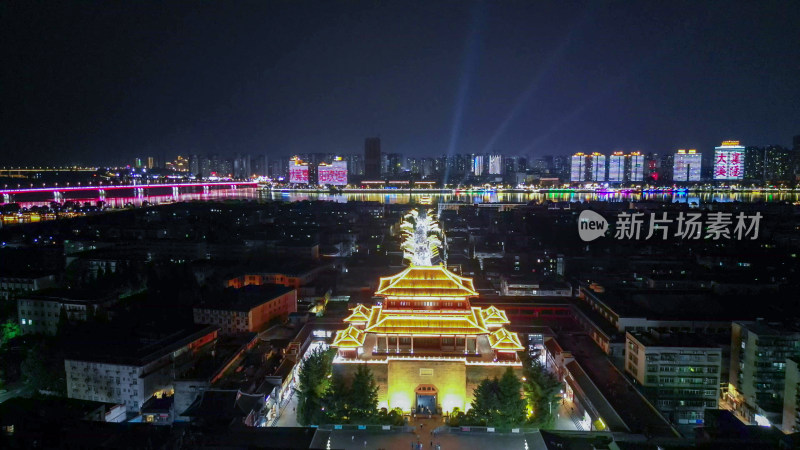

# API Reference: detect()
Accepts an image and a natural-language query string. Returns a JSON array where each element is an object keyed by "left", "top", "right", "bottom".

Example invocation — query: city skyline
[{"left": 2, "top": 1, "right": 799, "bottom": 165}]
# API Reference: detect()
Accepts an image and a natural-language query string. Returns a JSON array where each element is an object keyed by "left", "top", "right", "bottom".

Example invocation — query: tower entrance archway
[{"left": 415, "top": 384, "right": 438, "bottom": 414}]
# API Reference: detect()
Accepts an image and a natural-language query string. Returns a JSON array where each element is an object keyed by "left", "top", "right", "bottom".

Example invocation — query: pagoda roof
[
  {"left": 363, "top": 306, "right": 488, "bottom": 335},
  {"left": 488, "top": 327, "right": 524, "bottom": 351},
  {"left": 375, "top": 265, "right": 478, "bottom": 299},
  {"left": 331, "top": 326, "right": 366, "bottom": 348},
  {"left": 343, "top": 304, "right": 371, "bottom": 323},
  {"left": 481, "top": 305, "right": 510, "bottom": 326}
]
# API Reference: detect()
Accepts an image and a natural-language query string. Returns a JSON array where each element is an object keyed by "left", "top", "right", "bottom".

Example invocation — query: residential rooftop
[
  {"left": 195, "top": 284, "right": 294, "bottom": 312},
  {"left": 627, "top": 330, "right": 723, "bottom": 349}
]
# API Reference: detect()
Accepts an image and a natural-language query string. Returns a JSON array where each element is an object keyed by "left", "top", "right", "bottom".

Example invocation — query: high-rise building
[
  {"left": 644, "top": 153, "right": 659, "bottom": 183},
  {"left": 407, "top": 157, "right": 421, "bottom": 175},
  {"left": 232, "top": 153, "right": 252, "bottom": 179},
  {"left": 673, "top": 149, "right": 702, "bottom": 182},
  {"left": 364, "top": 137, "right": 381, "bottom": 179},
  {"left": 570, "top": 153, "right": 588, "bottom": 182},
  {"left": 713, "top": 141, "right": 745, "bottom": 181},
  {"left": 472, "top": 154, "right": 484, "bottom": 176},
  {"left": 251, "top": 154, "right": 268, "bottom": 177},
  {"left": 728, "top": 321, "right": 800, "bottom": 428},
  {"left": 318, "top": 158, "right": 348, "bottom": 186},
  {"left": 629, "top": 152, "right": 644, "bottom": 182},
  {"left": 385, "top": 153, "right": 404, "bottom": 176},
  {"left": 488, "top": 155, "right": 503, "bottom": 175},
  {"left": 553, "top": 155, "right": 569, "bottom": 180},
  {"left": 764, "top": 145, "right": 793, "bottom": 183},
  {"left": 531, "top": 157, "right": 550, "bottom": 174},
  {"left": 659, "top": 153, "right": 675, "bottom": 183},
  {"left": 608, "top": 152, "right": 625, "bottom": 182},
  {"left": 606, "top": 151, "right": 646, "bottom": 183},
  {"left": 289, "top": 156, "right": 310, "bottom": 184},
  {"left": 744, "top": 146, "right": 766, "bottom": 182},
  {"left": 344, "top": 154, "right": 364, "bottom": 176},
  {"left": 146, "top": 156, "right": 155, "bottom": 169},
  {"left": 188, "top": 155, "right": 200, "bottom": 175},
  {"left": 589, "top": 152, "right": 606, "bottom": 182},
  {"left": 516, "top": 157, "right": 528, "bottom": 172},
  {"left": 199, "top": 156, "right": 212, "bottom": 178},
  {"left": 268, "top": 157, "right": 288, "bottom": 179}
]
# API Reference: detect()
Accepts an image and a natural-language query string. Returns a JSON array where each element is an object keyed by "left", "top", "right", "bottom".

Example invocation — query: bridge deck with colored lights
[{"left": 0, "top": 181, "right": 258, "bottom": 195}]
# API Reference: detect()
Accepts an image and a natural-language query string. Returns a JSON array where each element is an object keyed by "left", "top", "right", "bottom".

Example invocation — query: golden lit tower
[{"left": 332, "top": 209, "right": 523, "bottom": 414}]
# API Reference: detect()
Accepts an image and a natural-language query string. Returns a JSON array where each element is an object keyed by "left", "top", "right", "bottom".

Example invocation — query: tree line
[
  {"left": 295, "top": 347, "right": 404, "bottom": 426},
  {"left": 296, "top": 347, "right": 561, "bottom": 429}
]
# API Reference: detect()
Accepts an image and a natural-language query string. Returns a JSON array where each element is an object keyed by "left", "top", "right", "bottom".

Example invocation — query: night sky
[{"left": 2, "top": 1, "right": 798, "bottom": 165}]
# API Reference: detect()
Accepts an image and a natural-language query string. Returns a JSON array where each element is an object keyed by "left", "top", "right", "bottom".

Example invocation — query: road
[
  {"left": 0, "top": 386, "right": 26, "bottom": 404},
  {"left": 272, "top": 391, "right": 300, "bottom": 427}
]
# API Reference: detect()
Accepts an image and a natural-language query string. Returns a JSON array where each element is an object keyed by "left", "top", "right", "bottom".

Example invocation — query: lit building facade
[
  {"left": 673, "top": 149, "right": 702, "bottom": 182},
  {"left": 713, "top": 141, "right": 745, "bottom": 181},
  {"left": 571, "top": 153, "right": 608, "bottom": 182},
  {"left": 608, "top": 152, "right": 625, "bottom": 182},
  {"left": 629, "top": 152, "right": 644, "bottom": 182},
  {"left": 570, "top": 153, "right": 588, "bottom": 182},
  {"left": 289, "top": 156, "right": 310, "bottom": 184},
  {"left": 331, "top": 210, "right": 523, "bottom": 414},
  {"left": 488, "top": 155, "right": 503, "bottom": 175},
  {"left": 590, "top": 153, "right": 606, "bottom": 182},
  {"left": 472, "top": 154, "right": 484, "bottom": 176},
  {"left": 318, "top": 158, "right": 348, "bottom": 186}
]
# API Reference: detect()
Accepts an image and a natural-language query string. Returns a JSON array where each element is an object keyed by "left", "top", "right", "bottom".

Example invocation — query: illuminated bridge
[
  {"left": 0, "top": 181, "right": 258, "bottom": 203},
  {"left": 0, "top": 167, "right": 100, "bottom": 177}
]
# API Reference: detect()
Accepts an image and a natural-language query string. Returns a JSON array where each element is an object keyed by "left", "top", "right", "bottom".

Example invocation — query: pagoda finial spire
[{"left": 401, "top": 208, "right": 441, "bottom": 266}]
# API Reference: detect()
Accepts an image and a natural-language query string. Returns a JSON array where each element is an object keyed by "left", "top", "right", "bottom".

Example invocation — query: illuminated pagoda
[{"left": 332, "top": 209, "right": 523, "bottom": 414}]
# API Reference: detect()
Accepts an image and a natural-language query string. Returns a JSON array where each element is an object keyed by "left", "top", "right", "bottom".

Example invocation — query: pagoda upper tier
[{"left": 376, "top": 265, "right": 478, "bottom": 310}]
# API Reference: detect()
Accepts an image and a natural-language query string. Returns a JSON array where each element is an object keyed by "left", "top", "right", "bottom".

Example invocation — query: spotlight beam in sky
[
  {"left": 480, "top": 7, "right": 594, "bottom": 156},
  {"left": 444, "top": 2, "right": 485, "bottom": 186}
]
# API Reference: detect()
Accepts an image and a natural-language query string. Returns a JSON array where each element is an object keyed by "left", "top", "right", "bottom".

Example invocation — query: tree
[
  {"left": 0, "top": 319, "right": 21, "bottom": 347},
  {"left": 56, "top": 308, "right": 70, "bottom": 335},
  {"left": 348, "top": 364, "right": 379, "bottom": 422},
  {"left": 498, "top": 367, "right": 527, "bottom": 426},
  {"left": 323, "top": 372, "right": 350, "bottom": 421},
  {"left": 20, "top": 342, "right": 66, "bottom": 396},
  {"left": 521, "top": 354, "right": 561, "bottom": 428},
  {"left": 469, "top": 378, "right": 500, "bottom": 425},
  {"left": 296, "top": 347, "right": 334, "bottom": 425}
]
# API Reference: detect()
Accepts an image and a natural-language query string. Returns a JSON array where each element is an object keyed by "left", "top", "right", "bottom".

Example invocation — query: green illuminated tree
[
  {"left": 459, "top": 368, "right": 526, "bottom": 427},
  {"left": 296, "top": 347, "right": 334, "bottom": 425},
  {"left": 521, "top": 354, "right": 561, "bottom": 428},
  {"left": 323, "top": 372, "right": 350, "bottom": 420},
  {"left": 348, "top": 364, "right": 379, "bottom": 422},
  {"left": 0, "top": 319, "right": 21, "bottom": 347},
  {"left": 497, "top": 367, "right": 527, "bottom": 426},
  {"left": 469, "top": 378, "right": 501, "bottom": 424}
]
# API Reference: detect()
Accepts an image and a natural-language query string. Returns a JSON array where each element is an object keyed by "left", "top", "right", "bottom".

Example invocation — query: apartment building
[{"left": 625, "top": 331, "right": 721, "bottom": 426}]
